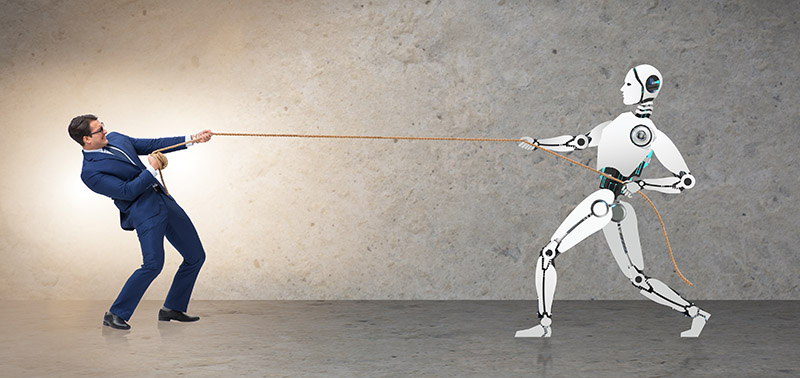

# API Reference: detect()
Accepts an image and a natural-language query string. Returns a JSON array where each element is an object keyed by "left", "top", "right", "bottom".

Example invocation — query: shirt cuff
[
  {"left": 185, "top": 135, "right": 195, "bottom": 147},
  {"left": 146, "top": 165, "right": 159, "bottom": 178}
]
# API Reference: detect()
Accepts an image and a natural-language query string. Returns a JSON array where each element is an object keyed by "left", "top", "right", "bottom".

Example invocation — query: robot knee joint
[
  {"left": 630, "top": 272, "right": 651, "bottom": 290},
  {"left": 539, "top": 243, "right": 560, "bottom": 269}
]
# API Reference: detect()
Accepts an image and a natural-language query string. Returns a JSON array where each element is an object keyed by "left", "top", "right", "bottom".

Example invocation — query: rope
[
  {"left": 151, "top": 132, "right": 692, "bottom": 286},
  {"left": 147, "top": 151, "right": 171, "bottom": 195}
]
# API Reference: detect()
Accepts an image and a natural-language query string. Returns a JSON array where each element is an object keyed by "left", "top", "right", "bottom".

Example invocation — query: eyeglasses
[{"left": 89, "top": 122, "right": 105, "bottom": 136}]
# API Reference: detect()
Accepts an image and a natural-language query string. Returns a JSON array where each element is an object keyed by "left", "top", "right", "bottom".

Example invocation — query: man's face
[{"left": 83, "top": 119, "right": 108, "bottom": 149}]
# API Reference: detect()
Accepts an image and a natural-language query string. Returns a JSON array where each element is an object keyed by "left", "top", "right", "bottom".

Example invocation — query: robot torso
[{"left": 596, "top": 112, "right": 657, "bottom": 196}]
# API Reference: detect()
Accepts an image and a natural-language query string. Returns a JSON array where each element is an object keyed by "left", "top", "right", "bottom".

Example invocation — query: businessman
[{"left": 68, "top": 114, "right": 212, "bottom": 330}]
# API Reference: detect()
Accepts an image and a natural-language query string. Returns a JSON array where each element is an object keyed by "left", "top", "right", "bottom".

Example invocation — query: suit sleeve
[
  {"left": 124, "top": 134, "right": 188, "bottom": 155},
  {"left": 81, "top": 169, "right": 159, "bottom": 201}
]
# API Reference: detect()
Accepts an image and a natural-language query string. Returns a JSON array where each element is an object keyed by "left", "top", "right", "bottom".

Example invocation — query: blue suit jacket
[{"left": 81, "top": 132, "right": 187, "bottom": 231}]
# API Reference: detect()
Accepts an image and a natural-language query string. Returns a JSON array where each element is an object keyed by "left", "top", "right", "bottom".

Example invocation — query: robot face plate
[
  {"left": 630, "top": 125, "right": 653, "bottom": 147},
  {"left": 620, "top": 70, "right": 641, "bottom": 105}
]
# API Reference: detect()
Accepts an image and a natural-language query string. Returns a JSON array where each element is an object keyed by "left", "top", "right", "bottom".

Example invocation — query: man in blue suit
[{"left": 68, "top": 114, "right": 212, "bottom": 330}]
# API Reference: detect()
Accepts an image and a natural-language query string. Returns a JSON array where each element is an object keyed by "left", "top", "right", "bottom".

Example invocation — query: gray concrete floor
[{"left": 1, "top": 300, "right": 798, "bottom": 377}]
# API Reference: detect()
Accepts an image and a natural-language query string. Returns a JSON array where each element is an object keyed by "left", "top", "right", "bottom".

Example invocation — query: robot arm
[
  {"left": 626, "top": 130, "right": 695, "bottom": 195},
  {"left": 519, "top": 121, "right": 610, "bottom": 152}
]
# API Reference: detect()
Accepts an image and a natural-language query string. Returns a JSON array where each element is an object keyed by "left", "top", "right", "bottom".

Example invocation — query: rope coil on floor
[{"left": 151, "top": 132, "right": 692, "bottom": 286}]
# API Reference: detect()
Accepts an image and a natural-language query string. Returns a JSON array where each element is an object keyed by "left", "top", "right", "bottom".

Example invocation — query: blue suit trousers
[{"left": 109, "top": 191, "right": 206, "bottom": 320}]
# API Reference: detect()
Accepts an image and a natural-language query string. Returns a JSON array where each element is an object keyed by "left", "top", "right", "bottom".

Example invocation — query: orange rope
[{"left": 153, "top": 132, "right": 692, "bottom": 286}]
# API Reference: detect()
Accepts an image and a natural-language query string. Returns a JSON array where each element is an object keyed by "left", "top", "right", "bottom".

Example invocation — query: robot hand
[
  {"left": 623, "top": 180, "right": 643, "bottom": 197},
  {"left": 518, "top": 137, "right": 538, "bottom": 151}
]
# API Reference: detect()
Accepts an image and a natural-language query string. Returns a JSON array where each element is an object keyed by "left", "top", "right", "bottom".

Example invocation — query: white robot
[{"left": 515, "top": 64, "right": 710, "bottom": 338}]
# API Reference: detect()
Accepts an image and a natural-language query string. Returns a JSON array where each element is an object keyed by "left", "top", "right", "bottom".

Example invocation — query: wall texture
[{"left": 1, "top": 0, "right": 797, "bottom": 300}]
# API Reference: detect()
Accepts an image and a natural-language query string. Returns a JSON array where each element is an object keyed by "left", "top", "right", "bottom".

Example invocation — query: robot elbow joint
[
  {"left": 572, "top": 134, "right": 590, "bottom": 150},
  {"left": 674, "top": 171, "right": 696, "bottom": 191}
]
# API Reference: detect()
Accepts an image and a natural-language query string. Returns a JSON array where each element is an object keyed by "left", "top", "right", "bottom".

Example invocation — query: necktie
[{"left": 105, "top": 145, "right": 136, "bottom": 165}]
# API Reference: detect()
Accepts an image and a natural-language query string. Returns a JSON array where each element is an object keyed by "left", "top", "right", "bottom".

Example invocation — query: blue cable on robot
[{"left": 516, "top": 64, "right": 710, "bottom": 338}]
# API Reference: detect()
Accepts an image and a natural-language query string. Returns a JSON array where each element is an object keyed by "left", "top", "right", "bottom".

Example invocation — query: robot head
[{"left": 620, "top": 64, "right": 662, "bottom": 105}]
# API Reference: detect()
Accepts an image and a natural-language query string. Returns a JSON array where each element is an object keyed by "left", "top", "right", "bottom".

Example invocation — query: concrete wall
[{"left": 1, "top": 0, "right": 797, "bottom": 300}]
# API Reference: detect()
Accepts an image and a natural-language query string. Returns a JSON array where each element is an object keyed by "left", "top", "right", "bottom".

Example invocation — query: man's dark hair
[{"left": 68, "top": 114, "right": 98, "bottom": 146}]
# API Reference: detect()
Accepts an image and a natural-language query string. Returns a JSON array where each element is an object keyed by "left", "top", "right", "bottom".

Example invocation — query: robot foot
[
  {"left": 680, "top": 308, "right": 711, "bottom": 338},
  {"left": 515, "top": 324, "right": 551, "bottom": 338},
  {"left": 515, "top": 316, "right": 552, "bottom": 338}
]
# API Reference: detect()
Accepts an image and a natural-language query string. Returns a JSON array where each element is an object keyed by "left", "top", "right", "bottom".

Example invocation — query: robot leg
[
  {"left": 602, "top": 200, "right": 710, "bottom": 337},
  {"left": 515, "top": 241, "right": 558, "bottom": 338},
  {"left": 516, "top": 190, "right": 614, "bottom": 338},
  {"left": 638, "top": 277, "right": 711, "bottom": 337}
]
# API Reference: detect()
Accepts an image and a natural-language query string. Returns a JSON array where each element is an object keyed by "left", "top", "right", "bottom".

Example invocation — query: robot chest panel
[{"left": 596, "top": 113, "right": 657, "bottom": 174}]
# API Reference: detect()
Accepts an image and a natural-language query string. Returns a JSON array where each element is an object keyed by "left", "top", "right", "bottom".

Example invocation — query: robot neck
[{"left": 635, "top": 101, "right": 653, "bottom": 118}]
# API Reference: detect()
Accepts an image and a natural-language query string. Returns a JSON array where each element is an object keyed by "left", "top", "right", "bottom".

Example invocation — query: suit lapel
[
  {"left": 83, "top": 147, "right": 142, "bottom": 171},
  {"left": 82, "top": 150, "right": 117, "bottom": 162}
]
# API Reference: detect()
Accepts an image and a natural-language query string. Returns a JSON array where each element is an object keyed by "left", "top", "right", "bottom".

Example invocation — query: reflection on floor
[{"left": 2, "top": 300, "right": 798, "bottom": 377}]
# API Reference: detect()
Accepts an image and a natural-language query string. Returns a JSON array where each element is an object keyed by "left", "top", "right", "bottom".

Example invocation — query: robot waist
[{"left": 599, "top": 167, "right": 630, "bottom": 197}]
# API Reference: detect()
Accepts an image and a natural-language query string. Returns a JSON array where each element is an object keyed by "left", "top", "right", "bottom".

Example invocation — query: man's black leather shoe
[
  {"left": 158, "top": 309, "right": 200, "bottom": 322},
  {"left": 103, "top": 312, "right": 131, "bottom": 330}
]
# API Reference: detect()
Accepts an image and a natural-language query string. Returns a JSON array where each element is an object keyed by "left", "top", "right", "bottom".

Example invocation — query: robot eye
[{"left": 627, "top": 83, "right": 631, "bottom": 86}]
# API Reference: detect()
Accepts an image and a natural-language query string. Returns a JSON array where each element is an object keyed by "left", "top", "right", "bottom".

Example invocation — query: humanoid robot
[{"left": 515, "top": 64, "right": 710, "bottom": 338}]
